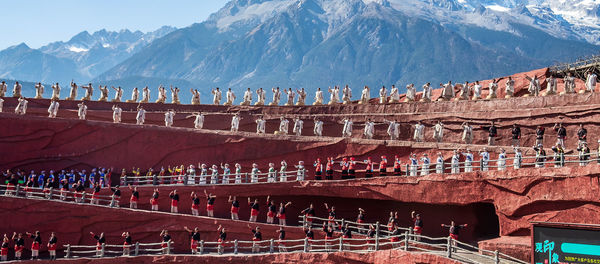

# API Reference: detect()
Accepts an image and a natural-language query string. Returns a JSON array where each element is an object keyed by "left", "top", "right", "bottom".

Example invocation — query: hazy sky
[{"left": 0, "top": 0, "right": 229, "bottom": 50}]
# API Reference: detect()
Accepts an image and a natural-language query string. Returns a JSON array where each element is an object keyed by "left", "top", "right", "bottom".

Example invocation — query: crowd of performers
[
  {"left": 1, "top": 70, "right": 598, "bottom": 111},
  {"left": 2, "top": 129, "right": 599, "bottom": 201},
  {"left": 1, "top": 206, "right": 469, "bottom": 260}
]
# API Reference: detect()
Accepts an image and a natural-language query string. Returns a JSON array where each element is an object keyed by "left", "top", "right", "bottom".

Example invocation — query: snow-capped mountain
[
  {"left": 0, "top": 26, "right": 176, "bottom": 84},
  {"left": 2, "top": 0, "right": 599, "bottom": 103},
  {"left": 94, "top": 0, "right": 598, "bottom": 103}
]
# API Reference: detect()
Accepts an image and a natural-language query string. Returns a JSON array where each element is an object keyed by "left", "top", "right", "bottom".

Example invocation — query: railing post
[
  {"left": 134, "top": 242, "right": 139, "bottom": 256},
  {"left": 101, "top": 244, "right": 105, "bottom": 257},
  {"left": 110, "top": 196, "right": 115, "bottom": 208},
  {"left": 167, "top": 240, "right": 171, "bottom": 255},
  {"left": 184, "top": 174, "right": 188, "bottom": 186},
  {"left": 245, "top": 173, "right": 248, "bottom": 183},
  {"left": 15, "top": 184, "right": 21, "bottom": 197},
  {"left": 494, "top": 250, "right": 499, "bottom": 264},
  {"left": 375, "top": 221, "right": 380, "bottom": 251},
  {"left": 66, "top": 244, "right": 71, "bottom": 258},
  {"left": 404, "top": 231, "right": 409, "bottom": 250},
  {"left": 341, "top": 219, "right": 345, "bottom": 229},
  {"left": 234, "top": 239, "right": 238, "bottom": 254},
  {"left": 199, "top": 240, "right": 204, "bottom": 255},
  {"left": 48, "top": 188, "right": 53, "bottom": 199},
  {"left": 302, "top": 215, "right": 307, "bottom": 228},
  {"left": 339, "top": 237, "right": 343, "bottom": 252},
  {"left": 153, "top": 174, "right": 158, "bottom": 186},
  {"left": 446, "top": 236, "right": 452, "bottom": 258},
  {"left": 81, "top": 192, "right": 86, "bottom": 203},
  {"left": 441, "top": 161, "right": 445, "bottom": 175},
  {"left": 480, "top": 160, "right": 484, "bottom": 171},
  {"left": 303, "top": 238, "right": 308, "bottom": 253},
  {"left": 269, "top": 239, "right": 274, "bottom": 253},
  {"left": 405, "top": 164, "right": 409, "bottom": 176}
]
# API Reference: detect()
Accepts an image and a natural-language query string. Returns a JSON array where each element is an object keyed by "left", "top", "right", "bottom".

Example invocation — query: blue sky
[{"left": 0, "top": 0, "right": 229, "bottom": 50}]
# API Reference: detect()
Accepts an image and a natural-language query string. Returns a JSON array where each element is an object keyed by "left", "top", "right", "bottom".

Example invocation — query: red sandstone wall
[{"left": 15, "top": 249, "right": 463, "bottom": 264}]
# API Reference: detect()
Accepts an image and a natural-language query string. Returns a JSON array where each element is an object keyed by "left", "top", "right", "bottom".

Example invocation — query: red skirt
[
  {"left": 391, "top": 237, "right": 400, "bottom": 242},
  {"left": 171, "top": 200, "right": 178, "bottom": 207},
  {"left": 96, "top": 243, "right": 102, "bottom": 250},
  {"left": 217, "top": 238, "right": 224, "bottom": 245},
  {"left": 151, "top": 198, "right": 158, "bottom": 205},
  {"left": 306, "top": 214, "right": 313, "bottom": 222},
  {"left": 450, "top": 234, "right": 458, "bottom": 240},
  {"left": 31, "top": 242, "right": 40, "bottom": 250},
  {"left": 92, "top": 192, "right": 99, "bottom": 199},
  {"left": 123, "top": 242, "right": 130, "bottom": 248},
  {"left": 278, "top": 213, "right": 286, "bottom": 220},
  {"left": 1, "top": 248, "right": 8, "bottom": 256},
  {"left": 206, "top": 204, "right": 214, "bottom": 211},
  {"left": 251, "top": 209, "right": 259, "bottom": 216},
  {"left": 48, "top": 244, "right": 57, "bottom": 251},
  {"left": 267, "top": 211, "right": 275, "bottom": 218},
  {"left": 357, "top": 219, "right": 364, "bottom": 224},
  {"left": 161, "top": 242, "right": 168, "bottom": 248},
  {"left": 413, "top": 226, "right": 422, "bottom": 234},
  {"left": 14, "top": 245, "right": 24, "bottom": 252},
  {"left": 190, "top": 240, "right": 198, "bottom": 249},
  {"left": 130, "top": 196, "right": 138, "bottom": 202},
  {"left": 191, "top": 204, "right": 199, "bottom": 210},
  {"left": 6, "top": 183, "right": 14, "bottom": 191},
  {"left": 231, "top": 206, "right": 239, "bottom": 214},
  {"left": 252, "top": 238, "right": 261, "bottom": 242}
]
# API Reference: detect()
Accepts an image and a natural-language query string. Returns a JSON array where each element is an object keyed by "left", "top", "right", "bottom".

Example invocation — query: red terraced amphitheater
[{"left": 1, "top": 67, "right": 599, "bottom": 263}]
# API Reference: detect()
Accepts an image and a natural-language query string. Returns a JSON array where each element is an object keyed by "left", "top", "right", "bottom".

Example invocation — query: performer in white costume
[
  {"left": 231, "top": 113, "right": 241, "bottom": 132},
  {"left": 359, "top": 86, "right": 370, "bottom": 104},
  {"left": 224, "top": 88, "right": 235, "bottom": 106},
  {"left": 313, "top": 118, "right": 323, "bottom": 136},
  {"left": 293, "top": 117, "right": 303, "bottom": 136},
  {"left": 212, "top": 88, "right": 222, "bottom": 105},
  {"left": 99, "top": 85, "right": 109, "bottom": 102},
  {"left": 421, "top": 83, "right": 433, "bottom": 102},
  {"left": 278, "top": 117, "right": 289, "bottom": 135},
  {"left": 77, "top": 102, "right": 87, "bottom": 120},
  {"left": 81, "top": 83, "right": 94, "bottom": 101},
  {"left": 313, "top": 88, "right": 323, "bottom": 105},
  {"left": 270, "top": 87, "right": 281, "bottom": 106},
  {"left": 284, "top": 88, "right": 295, "bottom": 106},
  {"left": 51, "top": 83, "right": 60, "bottom": 100},
  {"left": 505, "top": 77, "right": 515, "bottom": 98},
  {"left": 15, "top": 97, "right": 28, "bottom": 115},
  {"left": 433, "top": 121, "right": 444, "bottom": 143},
  {"left": 342, "top": 85, "right": 352, "bottom": 104},
  {"left": 241, "top": 88, "right": 252, "bottom": 106},
  {"left": 190, "top": 89, "right": 200, "bottom": 105},
  {"left": 413, "top": 121, "right": 425, "bottom": 142},
  {"left": 164, "top": 109, "right": 175, "bottom": 127},
  {"left": 363, "top": 119, "right": 375, "bottom": 139},
  {"left": 34, "top": 82, "right": 44, "bottom": 99},
  {"left": 378, "top": 86, "right": 387, "bottom": 104},
  {"left": 256, "top": 116, "right": 266, "bottom": 134},
  {"left": 127, "top": 87, "right": 139, "bottom": 103},
  {"left": 255, "top": 88, "right": 266, "bottom": 106},
  {"left": 47, "top": 99, "right": 59, "bottom": 118},
  {"left": 136, "top": 106, "right": 146, "bottom": 125},
  {"left": 67, "top": 81, "right": 78, "bottom": 100},
  {"left": 170, "top": 86, "right": 181, "bottom": 104},
  {"left": 296, "top": 88, "right": 307, "bottom": 106},
  {"left": 112, "top": 105, "right": 122, "bottom": 123},
  {"left": 111, "top": 86, "right": 123, "bottom": 102},
  {"left": 342, "top": 118, "right": 353, "bottom": 137}
]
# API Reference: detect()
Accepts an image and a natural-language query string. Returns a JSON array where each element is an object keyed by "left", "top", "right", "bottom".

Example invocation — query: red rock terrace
[{"left": 1, "top": 67, "right": 599, "bottom": 263}]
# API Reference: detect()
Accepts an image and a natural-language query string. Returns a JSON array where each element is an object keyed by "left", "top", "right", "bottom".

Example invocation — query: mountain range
[{"left": 1, "top": 0, "right": 599, "bottom": 103}]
